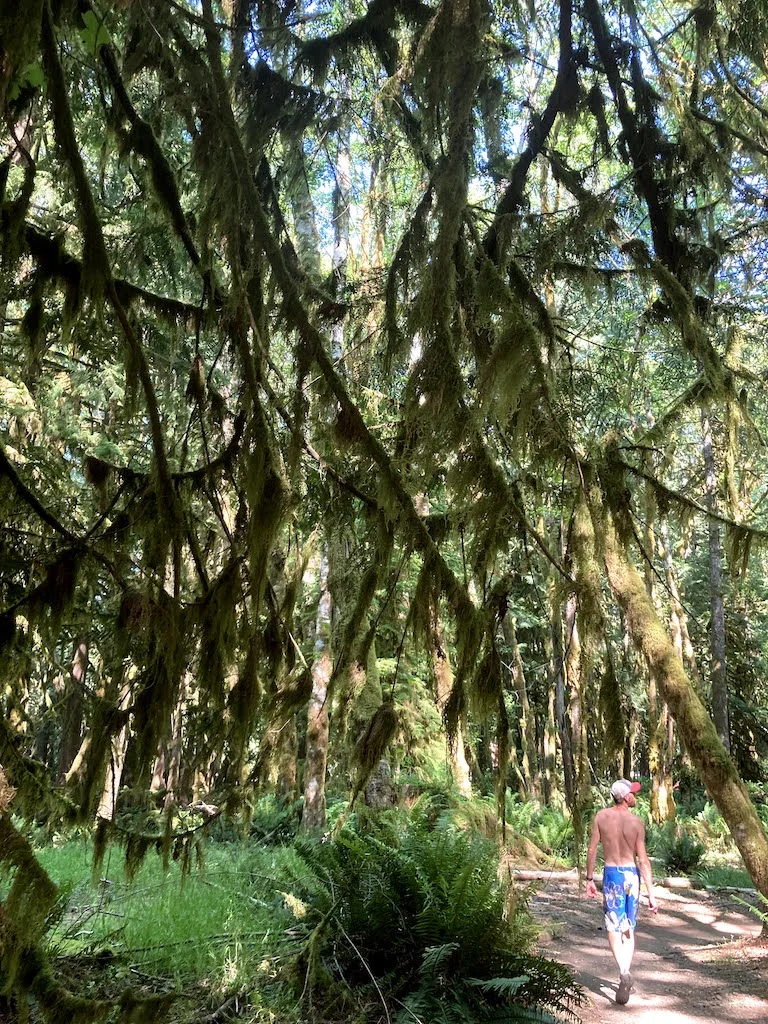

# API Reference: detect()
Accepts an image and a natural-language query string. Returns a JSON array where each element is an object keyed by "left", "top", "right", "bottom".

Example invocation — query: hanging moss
[
  {"left": 350, "top": 699, "right": 398, "bottom": 804},
  {"left": 269, "top": 668, "right": 313, "bottom": 727},
  {"left": 41, "top": 2, "right": 109, "bottom": 297},
  {"left": 0, "top": 0, "right": 44, "bottom": 113},
  {"left": 239, "top": 60, "right": 327, "bottom": 150},
  {"left": 128, "top": 593, "right": 188, "bottom": 772},
  {"left": 195, "top": 559, "right": 242, "bottom": 710},
  {"left": 227, "top": 632, "right": 263, "bottom": 772},
  {"left": 297, "top": 0, "right": 430, "bottom": 84},
  {"left": 471, "top": 642, "right": 503, "bottom": 719},
  {"left": 24, "top": 547, "right": 82, "bottom": 643},
  {"left": 79, "top": 694, "right": 131, "bottom": 820},
  {"left": 598, "top": 656, "right": 625, "bottom": 769},
  {"left": 384, "top": 187, "right": 433, "bottom": 368}
]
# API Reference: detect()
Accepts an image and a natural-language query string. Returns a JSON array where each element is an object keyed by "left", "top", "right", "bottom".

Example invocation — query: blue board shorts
[{"left": 602, "top": 865, "right": 640, "bottom": 934}]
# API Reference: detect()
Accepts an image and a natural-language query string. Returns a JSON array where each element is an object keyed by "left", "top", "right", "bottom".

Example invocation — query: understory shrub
[
  {"left": 694, "top": 865, "right": 754, "bottom": 889},
  {"left": 652, "top": 822, "right": 706, "bottom": 876},
  {"left": 285, "top": 816, "right": 580, "bottom": 1023},
  {"left": 445, "top": 795, "right": 574, "bottom": 861}
]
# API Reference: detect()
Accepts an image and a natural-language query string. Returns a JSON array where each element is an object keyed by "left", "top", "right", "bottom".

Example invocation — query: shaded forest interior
[{"left": 2, "top": 0, "right": 768, "bottom": 1021}]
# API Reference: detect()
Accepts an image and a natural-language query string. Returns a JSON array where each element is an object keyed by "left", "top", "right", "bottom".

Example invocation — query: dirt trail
[{"left": 529, "top": 877, "right": 767, "bottom": 1024}]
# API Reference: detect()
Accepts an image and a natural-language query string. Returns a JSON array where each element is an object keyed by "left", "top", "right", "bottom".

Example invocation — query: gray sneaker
[{"left": 616, "top": 972, "right": 632, "bottom": 1004}]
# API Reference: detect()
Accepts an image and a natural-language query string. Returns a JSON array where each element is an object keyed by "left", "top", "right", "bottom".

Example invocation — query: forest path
[{"left": 529, "top": 876, "right": 767, "bottom": 1024}]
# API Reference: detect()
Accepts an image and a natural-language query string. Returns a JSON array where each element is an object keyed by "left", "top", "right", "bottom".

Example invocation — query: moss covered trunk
[
  {"left": 431, "top": 611, "right": 472, "bottom": 797},
  {"left": 502, "top": 612, "right": 540, "bottom": 801},
  {"left": 594, "top": 501, "right": 768, "bottom": 901},
  {"left": 701, "top": 405, "right": 731, "bottom": 751},
  {"left": 96, "top": 678, "right": 132, "bottom": 822},
  {"left": 301, "top": 551, "right": 332, "bottom": 831},
  {"left": 56, "top": 639, "right": 87, "bottom": 785},
  {"left": 643, "top": 469, "right": 673, "bottom": 823}
]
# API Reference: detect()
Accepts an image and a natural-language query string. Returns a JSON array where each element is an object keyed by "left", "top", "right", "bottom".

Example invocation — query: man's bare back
[{"left": 593, "top": 804, "right": 646, "bottom": 865}]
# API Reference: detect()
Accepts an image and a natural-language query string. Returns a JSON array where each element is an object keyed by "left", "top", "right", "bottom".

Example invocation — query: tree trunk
[
  {"left": 289, "top": 139, "right": 321, "bottom": 278},
  {"left": 431, "top": 609, "right": 472, "bottom": 797},
  {"left": 660, "top": 519, "right": 700, "bottom": 687},
  {"left": 275, "top": 716, "right": 299, "bottom": 802},
  {"left": 150, "top": 744, "right": 166, "bottom": 794},
  {"left": 544, "top": 680, "right": 560, "bottom": 807},
  {"left": 57, "top": 639, "right": 87, "bottom": 785},
  {"left": 553, "top": 594, "right": 574, "bottom": 808},
  {"left": 642, "top": 474, "right": 674, "bottom": 822},
  {"left": 564, "top": 594, "right": 589, "bottom": 808},
  {"left": 501, "top": 612, "right": 540, "bottom": 801},
  {"left": 701, "top": 405, "right": 730, "bottom": 751},
  {"left": 301, "top": 551, "right": 332, "bottom": 831},
  {"left": 163, "top": 673, "right": 188, "bottom": 810},
  {"left": 96, "top": 677, "right": 131, "bottom": 822},
  {"left": 592, "top": 495, "right": 768, "bottom": 903}
]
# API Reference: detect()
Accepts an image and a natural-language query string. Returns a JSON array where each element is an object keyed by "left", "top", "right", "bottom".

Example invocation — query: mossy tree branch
[{"left": 588, "top": 477, "right": 768, "bottom": 901}]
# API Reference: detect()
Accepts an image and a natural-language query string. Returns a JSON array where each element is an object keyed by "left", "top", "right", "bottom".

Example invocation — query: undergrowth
[
  {"left": 648, "top": 821, "right": 706, "bottom": 876},
  {"left": 31, "top": 837, "right": 303, "bottom": 1020},
  {"left": 284, "top": 811, "right": 580, "bottom": 1023}
]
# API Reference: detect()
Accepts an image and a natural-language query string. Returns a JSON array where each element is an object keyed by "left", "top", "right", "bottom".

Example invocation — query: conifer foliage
[{"left": 3, "top": 0, "right": 768, "bottom": 1014}]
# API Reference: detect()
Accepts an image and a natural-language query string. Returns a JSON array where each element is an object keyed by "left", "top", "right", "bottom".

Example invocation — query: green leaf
[
  {"left": 7, "top": 61, "right": 46, "bottom": 101},
  {"left": 80, "top": 10, "right": 111, "bottom": 53}
]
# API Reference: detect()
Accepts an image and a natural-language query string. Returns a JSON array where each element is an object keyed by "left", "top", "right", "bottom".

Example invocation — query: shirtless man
[{"left": 585, "top": 778, "right": 659, "bottom": 1005}]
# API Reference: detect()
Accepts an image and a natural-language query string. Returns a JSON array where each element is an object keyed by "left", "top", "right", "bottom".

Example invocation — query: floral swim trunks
[{"left": 602, "top": 865, "right": 639, "bottom": 933}]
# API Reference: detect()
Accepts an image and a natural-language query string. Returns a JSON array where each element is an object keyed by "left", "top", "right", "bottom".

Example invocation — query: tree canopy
[{"left": 3, "top": 0, "right": 768, "bottom": 1011}]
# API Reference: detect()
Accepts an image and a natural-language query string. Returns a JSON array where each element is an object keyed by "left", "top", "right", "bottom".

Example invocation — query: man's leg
[{"left": 607, "top": 927, "right": 634, "bottom": 975}]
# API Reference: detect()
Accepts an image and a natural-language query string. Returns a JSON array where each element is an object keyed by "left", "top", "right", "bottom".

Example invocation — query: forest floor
[{"left": 529, "top": 875, "right": 768, "bottom": 1024}]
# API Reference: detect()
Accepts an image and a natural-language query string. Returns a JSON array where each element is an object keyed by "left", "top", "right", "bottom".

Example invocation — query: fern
[
  {"left": 286, "top": 815, "right": 580, "bottom": 1022},
  {"left": 420, "top": 941, "right": 460, "bottom": 979},
  {"left": 466, "top": 975, "right": 529, "bottom": 996}
]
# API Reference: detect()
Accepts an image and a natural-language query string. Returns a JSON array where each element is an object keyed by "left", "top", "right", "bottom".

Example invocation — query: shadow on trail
[{"left": 532, "top": 883, "right": 766, "bottom": 1024}]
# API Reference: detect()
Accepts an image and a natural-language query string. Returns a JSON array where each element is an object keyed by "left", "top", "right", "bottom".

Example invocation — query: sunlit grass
[{"left": 36, "top": 839, "right": 306, "bottom": 994}]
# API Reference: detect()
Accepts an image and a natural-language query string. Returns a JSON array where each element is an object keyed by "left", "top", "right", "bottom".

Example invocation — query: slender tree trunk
[
  {"left": 544, "top": 680, "right": 560, "bottom": 807},
  {"left": 275, "top": 717, "right": 299, "bottom": 802},
  {"left": 96, "top": 677, "right": 131, "bottom": 822},
  {"left": 431, "top": 609, "right": 472, "bottom": 797},
  {"left": 642, "top": 472, "right": 674, "bottom": 822},
  {"left": 591, "top": 494, "right": 768, "bottom": 904},
  {"left": 150, "top": 744, "right": 166, "bottom": 794},
  {"left": 620, "top": 622, "right": 637, "bottom": 779},
  {"left": 701, "top": 405, "right": 730, "bottom": 751},
  {"left": 564, "top": 594, "right": 589, "bottom": 804},
  {"left": 502, "top": 612, "right": 540, "bottom": 801},
  {"left": 660, "top": 519, "right": 699, "bottom": 686},
  {"left": 289, "top": 139, "right": 321, "bottom": 279},
  {"left": 57, "top": 639, "right": 87, "bottom": 784},
  {"left": 553, "top": 593, "right": 574, "bottom": 807},
  {"left": 301, "top": 551, "right": 332, "bottom": 831},
  {"left": 163, "top": 673, "right": 188, "bottom": 810}
]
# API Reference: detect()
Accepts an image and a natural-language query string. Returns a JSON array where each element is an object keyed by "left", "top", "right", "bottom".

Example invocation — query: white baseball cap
[{"left": 611, "top": 778, "right": 642, "bottom": 801}]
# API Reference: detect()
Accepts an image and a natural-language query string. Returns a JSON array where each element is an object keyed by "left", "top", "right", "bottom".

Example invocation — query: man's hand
[
  {"left": 646, "top": 892, "right": 659, "bottom": 914},
  {"left": 585, "top": 878, "right": 598, "bottom": 899}
]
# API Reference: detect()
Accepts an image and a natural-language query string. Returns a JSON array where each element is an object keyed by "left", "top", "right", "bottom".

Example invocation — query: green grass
[
  {"left": 693, "top": 865, "right": 755, "bottom": 889},
  {"left": 34, "top": 838, "right": 308, "bottom": 1014}
]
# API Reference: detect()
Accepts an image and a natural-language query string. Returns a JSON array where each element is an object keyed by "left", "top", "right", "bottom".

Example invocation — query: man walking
[{"left": 585, "top": 778, "right": 659, "bottom": 1004}]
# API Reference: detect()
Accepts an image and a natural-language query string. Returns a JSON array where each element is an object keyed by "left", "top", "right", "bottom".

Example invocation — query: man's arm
[
  {"left": 634, "top": 822, "right": 658, "bottom": 913},
  {"left": 585, "top": 814, "right": 600, "bottom": 898}
]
